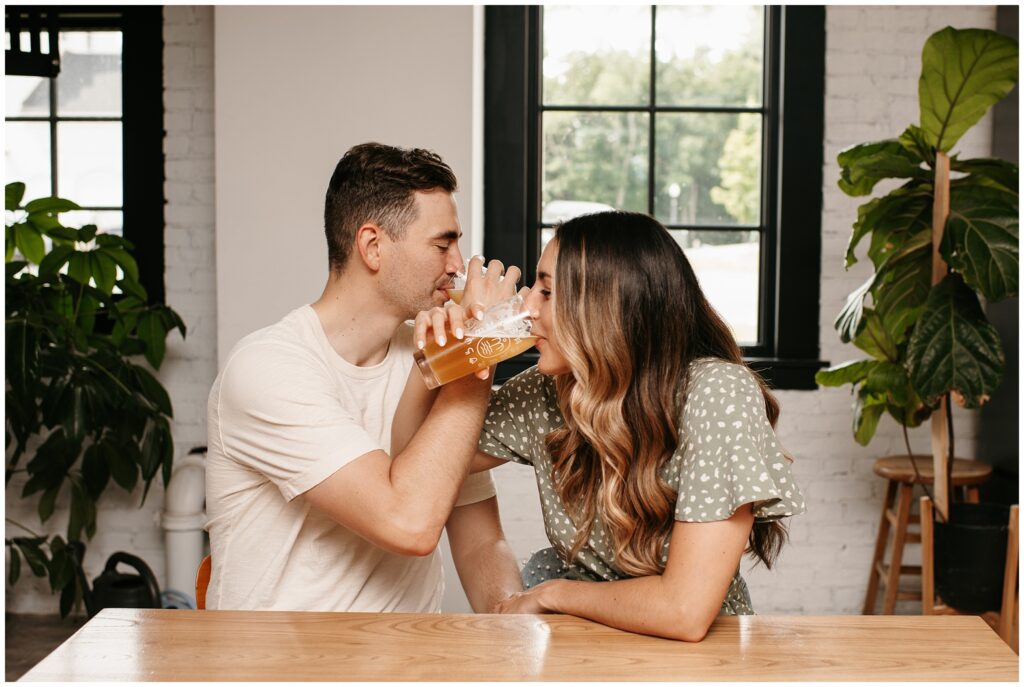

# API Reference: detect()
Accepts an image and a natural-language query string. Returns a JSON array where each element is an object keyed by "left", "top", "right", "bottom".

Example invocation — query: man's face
[{"left": 379, "top": 190, "right": 465, "bottom": 318}]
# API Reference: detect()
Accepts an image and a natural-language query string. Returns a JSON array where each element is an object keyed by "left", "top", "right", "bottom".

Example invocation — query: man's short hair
[{"left": 324, "top": 142, "right": 458, "bottom": 272}]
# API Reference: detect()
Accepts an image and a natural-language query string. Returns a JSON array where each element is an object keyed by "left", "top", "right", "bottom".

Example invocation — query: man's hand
[{"left": 493, "top": 580, "right": 561, "bottom": 614}]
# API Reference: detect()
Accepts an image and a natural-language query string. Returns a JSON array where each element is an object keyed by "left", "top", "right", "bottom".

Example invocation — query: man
[{"left": 205, "top": 143, "right": 523, "bottom": 612}]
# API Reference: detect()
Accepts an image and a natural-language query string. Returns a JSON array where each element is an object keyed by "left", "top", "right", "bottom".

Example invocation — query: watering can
[{"left": 69, "top": 541, "right": 162, "bottom": 618}]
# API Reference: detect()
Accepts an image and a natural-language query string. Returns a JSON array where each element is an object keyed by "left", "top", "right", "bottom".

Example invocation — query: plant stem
[
  {"left": 903, "top": 424, "right": 944, "bottom": 523},
  {"left": 5, "top": 518, "right": 43, "bottom": 538}
]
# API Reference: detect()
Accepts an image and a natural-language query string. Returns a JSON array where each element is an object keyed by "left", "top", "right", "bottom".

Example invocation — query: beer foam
[{"left": 464, "top": 296, "right": 532, "bottom": 339}]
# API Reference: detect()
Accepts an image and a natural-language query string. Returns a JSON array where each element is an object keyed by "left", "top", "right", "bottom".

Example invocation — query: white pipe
[{"left": 160, "top": 448, "right": 207, "bottom": 606}]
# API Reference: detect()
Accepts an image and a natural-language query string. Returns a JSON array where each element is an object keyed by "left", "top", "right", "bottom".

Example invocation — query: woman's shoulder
[
  {"left": 686, "top": 357, "right": 762, "bottom": 393},
  {"left": 492, "top": 365, "right": 556, "bottom": 407}
]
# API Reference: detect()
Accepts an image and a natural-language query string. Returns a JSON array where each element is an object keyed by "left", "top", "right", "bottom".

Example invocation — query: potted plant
[
  {"left": 5, "top": 182, "right": 185, "bottom": 617},
  {"left": 816, "top": 27, "right": 1018, "bottom": 613}
]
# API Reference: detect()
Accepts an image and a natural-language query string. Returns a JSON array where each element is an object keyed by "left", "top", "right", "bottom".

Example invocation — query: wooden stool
[{"left": 863, "top": 455, "right": 992, "bottom": 615}]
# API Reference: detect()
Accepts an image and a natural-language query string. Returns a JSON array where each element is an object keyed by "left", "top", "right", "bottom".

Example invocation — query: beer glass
[
  {"left": 414, "top": 294, "right": 535, "bottom": 389},
  {"left": 446, "top": 261, "right": 487, "bottom": 305}
]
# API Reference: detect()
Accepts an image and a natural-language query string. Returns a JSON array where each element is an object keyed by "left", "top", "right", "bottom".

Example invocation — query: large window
[
  {"left": 5, "top": 7, "right": 165, "bottom": 302},
  {"left": 485, "top": 5, "right": 825, "bottom": 388}
]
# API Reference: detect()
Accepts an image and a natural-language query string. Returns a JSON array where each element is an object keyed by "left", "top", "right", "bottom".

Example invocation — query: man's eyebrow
[
  {"left": 538, "top": 270, "right": 552, "bottom": 281},
  {"left": 431, "top": 230, "right": 462, "bottom": 241}
]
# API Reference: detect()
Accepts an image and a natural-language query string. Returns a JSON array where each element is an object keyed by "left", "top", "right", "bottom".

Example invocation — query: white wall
[
  {"left": 7, "top": 5, "right": 999, "bottom": 616},
  {"left": 213, "top": 6, "right": 479, "bottom": 365}
]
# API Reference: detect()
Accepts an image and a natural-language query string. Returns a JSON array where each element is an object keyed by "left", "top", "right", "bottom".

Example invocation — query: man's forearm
[
  {"left": 447, "top": 497, "right": 523, "bottom": 612},
  {"left": 386, "top": 374, "right": 492, "bottom": 540}
]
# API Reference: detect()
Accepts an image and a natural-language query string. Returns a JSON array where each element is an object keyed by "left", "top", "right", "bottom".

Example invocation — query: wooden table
[{"left": 20, "top": 609, "right": 1018, "bottom": 681}]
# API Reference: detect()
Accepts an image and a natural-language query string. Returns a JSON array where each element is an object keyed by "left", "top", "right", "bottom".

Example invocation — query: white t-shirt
[{"left": 205, "top": 305, "right": 495, "bottom": 612}]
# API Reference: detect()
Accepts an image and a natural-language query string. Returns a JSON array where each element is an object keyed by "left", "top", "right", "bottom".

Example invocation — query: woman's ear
[{"left": 355, "top": 223, "right": 383, "bottom": 272}]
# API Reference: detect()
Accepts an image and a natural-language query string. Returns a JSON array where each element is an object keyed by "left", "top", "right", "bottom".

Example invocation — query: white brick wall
[
  {"left": 6, "top": 5, "right": 998, "bottom": 616},
  {"left": 5, "top": 6, "right": 217, "bottom": 614}
]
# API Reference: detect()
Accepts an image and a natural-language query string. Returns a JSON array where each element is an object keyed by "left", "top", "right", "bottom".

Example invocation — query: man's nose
[{"left": 448, "top": 244, "right": 466, "bottom": 274}]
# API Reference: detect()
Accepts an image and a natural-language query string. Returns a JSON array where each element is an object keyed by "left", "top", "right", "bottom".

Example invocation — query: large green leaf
[
  {"left": 898, "top": 125, "right": 935, "bottom": 165},
  {"left": 906, "top": 273, "right": 1004, "bottom": 407},
  {"left": 845, "top": 183, "right": 931, "bottom": 268},
  {"left": 865, "top": 196, "right": 931, "bottom": 270},
  {"left": 132, "top": 364, "right": 173, "bottom": 417},
  {"left": 951, "top": 157, "right": 1019, "bottom": 195},
  {"left": 24, "top": 197, "right": 81, "bottom": 215},
  {"left": 107, "top": 440, "right": 140, "bottom": 492},
  {"left": 873, "top": 246, "right": 931, "bottom": 344},
  {"left": 835, "top": 274, "right": 876, "bottom": 343},
  {"left": 13, "top": 223, "right": 45, "bottom": 265},
  {"left": 38, "top": 245, "right": 75, "bottom": 276},
  {"left": 837, "top": 140, "right": 927, "bottom": 197},
  {"left": 137, "top": 312, "right": 167, "bottom": 369},
  {"left": 6, "top": 182, "right": 26, "bottom": 210},
  {"left": 864, "top": 361, "right": 911, "bottom": 406},
  {"left": 919, "top": 27, "right": 1019, "bottom": 152},
  {"left": 89, "top": 251, "right": 118, "bottom": 294},
  {"left": 942, "top": 185, "right": 1019, "bottom": 301},
  {"left": 853, "top": 389, "right": 887, "bottom": 446},
  {"left": 815, "top": 359, "right": 877, "bottom": 387},
  {"left": 853, "top": 309, "right": 898, "bottom": 362}
]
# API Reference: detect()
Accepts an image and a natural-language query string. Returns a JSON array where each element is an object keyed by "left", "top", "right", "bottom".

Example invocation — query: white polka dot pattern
[{"left": 478, "top": 358, "right": 807, "bottom": 616}]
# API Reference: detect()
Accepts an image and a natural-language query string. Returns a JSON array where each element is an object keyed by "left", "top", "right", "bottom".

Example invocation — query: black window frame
[
  {"left": 5, "top": 5, "right": 166, "bottom": 304},
  {"left": 484, "top": 5, "right": 826, "bottom": 389}
]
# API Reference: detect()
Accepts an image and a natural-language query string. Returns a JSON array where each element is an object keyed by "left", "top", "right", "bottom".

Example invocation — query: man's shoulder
[{"left": 219, "top": 308, "right": 328, "bottom": 394}]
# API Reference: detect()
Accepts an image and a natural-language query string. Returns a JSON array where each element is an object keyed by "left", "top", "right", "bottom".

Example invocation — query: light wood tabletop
[{"left": 20, "top": 609, "right": 1018, "bottom": 682}]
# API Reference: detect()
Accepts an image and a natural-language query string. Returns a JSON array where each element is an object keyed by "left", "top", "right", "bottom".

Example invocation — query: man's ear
[{"left": 355, "top": 223, "right": 385, "bottom": 272}]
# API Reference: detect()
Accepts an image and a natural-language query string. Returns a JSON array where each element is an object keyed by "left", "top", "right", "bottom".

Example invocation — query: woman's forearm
[{"left": 540, "top": 576, "right": 717, "bottom": 642}]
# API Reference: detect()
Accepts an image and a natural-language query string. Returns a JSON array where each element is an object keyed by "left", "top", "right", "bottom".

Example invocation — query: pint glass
[{"left": 414, "top": 294, "right": 534, "bottom": 389}]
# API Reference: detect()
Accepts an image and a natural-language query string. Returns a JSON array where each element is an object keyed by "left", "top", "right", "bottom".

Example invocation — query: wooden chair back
[{"left": 195, "top": 554, "right": 212, "bottom": 610}]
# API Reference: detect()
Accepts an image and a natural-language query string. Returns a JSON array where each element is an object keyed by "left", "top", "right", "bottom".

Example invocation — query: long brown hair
[{"left": 546, "top": 211, "right": 786, "bottom": 576}]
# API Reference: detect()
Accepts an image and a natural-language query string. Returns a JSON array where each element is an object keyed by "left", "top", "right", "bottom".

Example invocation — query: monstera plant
[
  {"left": 5, "top": 182, "right": 185, "bottom": 616},
  {"left": 816, "top": 27, "right": 1018, "bottom": 508}
]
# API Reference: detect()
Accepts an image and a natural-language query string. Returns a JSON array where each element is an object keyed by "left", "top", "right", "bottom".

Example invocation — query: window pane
[
  {"left": 58, "top": 31, "right": 122, "bottom": 117},
  {"left": 8, "top": 30, "right": 51, "bottom": 52},
  {"left": 674, "top": 230, "right": 760, "bottom": 345},
  {"left": 543, "top": 111, "right": 648, "bottom": 215},
  {"left": 5, "top": 122, "right": 52, "bottom": 201},
  {"left": 543, "top": 6, "right": 650, "bottom": 106},
  {"left": 6, "top": 75, "right": 49, "bottom": 117},
  {"left": 655, "top": 6, "right": 764, "bottom": 107},
  {"left": 61, "top": 210, "right": 123, "bottom": 237},
  {"left": 655, "top": 112, "right": 761, "bottom": 226},
  {"left": 57, "top": 122, "right": 122, "bottom": 206}
]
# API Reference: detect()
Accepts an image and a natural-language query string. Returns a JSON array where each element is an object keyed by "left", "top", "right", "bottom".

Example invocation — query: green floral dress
[{"left": 477, "top": 358, "right": 806, "bottom": 615}]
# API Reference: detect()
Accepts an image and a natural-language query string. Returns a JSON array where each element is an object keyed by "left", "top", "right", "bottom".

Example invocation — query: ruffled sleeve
[
  {"left": 671, "top": 360, "right": 806, "bottom": 523},
  {"left": 477, "top": 367, "right": 552, "bottom": 466}
]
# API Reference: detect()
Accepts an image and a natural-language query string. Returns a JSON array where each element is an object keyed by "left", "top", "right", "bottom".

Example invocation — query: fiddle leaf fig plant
[
  {"left": 816, "top": 27, "right": 1018, "bottom": 446},
  {"left": 5, "top": 182, "right": 185, "bottom": 616}
]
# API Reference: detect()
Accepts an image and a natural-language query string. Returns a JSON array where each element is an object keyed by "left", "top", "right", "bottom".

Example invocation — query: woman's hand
[
  {"left": 460, "top": 255, "right": 522, "bottom": 321},
  {"left": 492, "top": 580, "right": 562, "bottom": 614}
]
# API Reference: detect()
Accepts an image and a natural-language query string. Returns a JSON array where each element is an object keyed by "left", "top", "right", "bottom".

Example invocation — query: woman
[{"left": 477, "top": 211, "right": 805, "bottom": 642}]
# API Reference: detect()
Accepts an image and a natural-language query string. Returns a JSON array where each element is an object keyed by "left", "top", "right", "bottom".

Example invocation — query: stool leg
[
  {"left": 864, "top": 480, "right": 898, "bottom": 614},
  {"left": 883, "top": 483, "right": 915, "bottom": 614},
  {"left": 966, "top": 486, "right": 980, "bottom": 504}
]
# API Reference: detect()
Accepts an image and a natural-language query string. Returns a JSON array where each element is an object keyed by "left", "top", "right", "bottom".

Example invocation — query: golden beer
[
  {"left": 446, "top": 288, "right": 464, "bottom": 304},
  {"left": 414, "top": 330, "right": 536, "bottom": 389}
]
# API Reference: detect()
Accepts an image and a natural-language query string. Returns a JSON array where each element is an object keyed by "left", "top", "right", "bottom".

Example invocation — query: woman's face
[{"left": 524, "top": 239, "right": 571, "bottom": 375}]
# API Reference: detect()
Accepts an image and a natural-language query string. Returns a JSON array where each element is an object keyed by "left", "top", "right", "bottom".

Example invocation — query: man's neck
[{"left": 310, "top": 274, "right": 404, "bottom": 367}]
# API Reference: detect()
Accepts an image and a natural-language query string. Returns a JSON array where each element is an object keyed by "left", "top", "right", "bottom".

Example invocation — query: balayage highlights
[{"left": 545, "top": 211, "right": 786, "bottom": 576}]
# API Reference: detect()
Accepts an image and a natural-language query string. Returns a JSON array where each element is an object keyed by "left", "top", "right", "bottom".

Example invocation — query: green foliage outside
[
  {"left": 816, "top": 28, "right": 1018, "bottom": 447},
  {"left": 541, "top": 25, "right": 763, "bottom": 245},
  {"left": 5, "top": 182, "right": 185, "bottom": 616}
]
